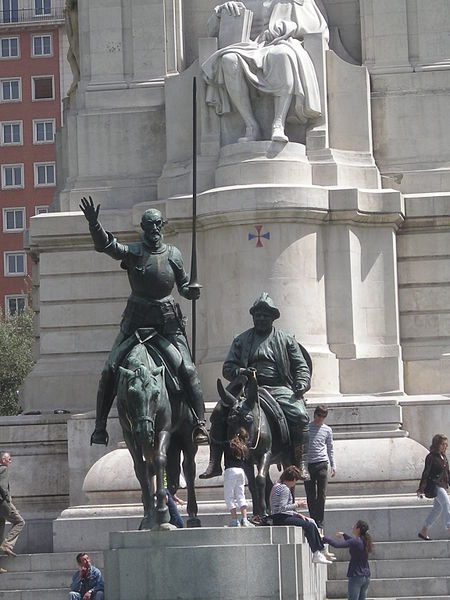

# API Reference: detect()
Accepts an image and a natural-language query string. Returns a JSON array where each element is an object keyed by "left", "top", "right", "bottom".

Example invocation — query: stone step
[
  {"left": 0, "top": 589, "right": 65, "bottom": 600},
  {"left": 327, "top": 576, "right": 450, "bottom": 598},
  {"left": 328, "top": 557, "right": 450, "bottom": 579},
  {"left": 0, "top": 551, "right": 104, "bottom": 572},
  {"left": 0, "top": 570, "right": 72, "bottom": 591},
  {"left": 365, "top": 597, "right": 450, "bottom": 600},
  {"left": 327, "top": 539, "right": 450, "bottom": 562},
  {"left": 370, "top": 539, "right": 450, "bottom": 559}
]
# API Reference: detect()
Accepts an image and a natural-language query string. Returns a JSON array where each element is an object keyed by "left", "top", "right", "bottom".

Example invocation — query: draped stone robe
[{"left": 202, "top": 0, "right": 329, "bottom": 124}]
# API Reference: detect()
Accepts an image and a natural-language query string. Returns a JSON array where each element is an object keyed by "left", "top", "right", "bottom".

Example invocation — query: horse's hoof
[
  {"left": 138, "top": 518, "right": 153, "bottom": 530},
  {"left": 186, "top": 517, "right": 201, "bottom": 528},
  {"left": 153, "top": 523, "right": 177, "bottom": 531}
]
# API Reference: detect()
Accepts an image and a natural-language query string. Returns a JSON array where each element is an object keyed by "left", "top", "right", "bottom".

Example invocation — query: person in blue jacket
[{"left": 69, "top": 552, "right": 104, "bottom": 600}]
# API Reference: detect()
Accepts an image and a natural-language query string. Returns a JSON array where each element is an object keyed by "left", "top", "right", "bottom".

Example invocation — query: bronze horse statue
[
  {"left": 217, "top": 368, "right": 302, "bottom": 517},
  {"left": 116, "top": 329, "right": 200, "bottom": 529}
]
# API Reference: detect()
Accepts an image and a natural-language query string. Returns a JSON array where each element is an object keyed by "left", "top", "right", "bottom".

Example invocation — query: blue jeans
[
  {"left": 272, "top": 513, "right": 324, "bottom": 553},
  {"left": 69, "top": 593, "right": 104, "bottom": 600},
  {"left": 424, "top": 486, "right": 450, "bottom": 530},
  {"left": 167, "top": 490, "right": 184, "bottom": 528},
  {"left": 348, "top": 575, "right": 370, "bottom": 600}
]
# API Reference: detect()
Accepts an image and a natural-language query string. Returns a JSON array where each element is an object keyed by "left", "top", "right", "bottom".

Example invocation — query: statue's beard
[{"left": 144, "top": 231, "right": 163, "bottom": 249}]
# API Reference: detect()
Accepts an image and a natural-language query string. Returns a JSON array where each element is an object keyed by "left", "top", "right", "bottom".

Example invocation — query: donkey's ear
[
  {"left": 217, "top": 378, "right": 236, "bottom": 407},
  {"left": 119, "top": 366, "right": 134, "bottom": 377}
]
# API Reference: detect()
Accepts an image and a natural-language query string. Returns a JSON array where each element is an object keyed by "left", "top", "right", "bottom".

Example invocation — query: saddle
[{"left": 116, "top": 328, "right": 184, "bottom": 395}]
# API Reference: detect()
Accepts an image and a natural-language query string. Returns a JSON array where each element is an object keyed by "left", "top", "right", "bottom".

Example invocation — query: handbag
[{"left": 424, "top": 474, "right": 440, "bottom": 499}]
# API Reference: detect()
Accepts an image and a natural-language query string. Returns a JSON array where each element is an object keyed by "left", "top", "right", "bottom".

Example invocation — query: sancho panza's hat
[{"left": 249, "top": 292, "right": 280, "bottom": 320}]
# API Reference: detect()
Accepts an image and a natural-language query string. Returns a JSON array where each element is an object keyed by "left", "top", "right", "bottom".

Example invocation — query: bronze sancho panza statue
[
  {"left": 201, "top": 292, "right": 312, "bottom": 480},
  {"left": 80, "top": 197, "right": 209, "bottom": 447}
]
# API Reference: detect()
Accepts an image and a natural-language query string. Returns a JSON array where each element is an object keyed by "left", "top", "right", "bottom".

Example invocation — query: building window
[
  {"left": 1, "top": 37, "right": 19, "bottom": 58},
  {"left": 0, "top": 78, "right": 21, "bottom": 102},
  {"left": 4, "top": 252, "right": 26, "bottom": 276},
  {"left": 1, "top": 164, "right": 23, "bottom": 189},
  {"left": 32, "top": 76, "right": 54, "bottom": 100},
  {"left": 34, "top": 0, "right": 51, "bottom": 16},
  {"left": 34, "top": 162, "right": 55, "bottom": 186},
  {"left": 1, "top": 121, "right": 22, "bottom": 145},
  {"left": 33, "top": 118, "right": 54, "bottom": 143},
  {"left": 32, "top": 34, "right": 52, "bottom": 56},
  {"left": 3, "top": 208, "right": 25, "bottom": 231},
  {"left": 1, "top": 0, "right": 19, "bottom": 23},
  {"left": 35, "top": 205, "right": 49, "bottom": 215},
  {"left": 5, "top": 295, "right": 27, "bottom": 316}
]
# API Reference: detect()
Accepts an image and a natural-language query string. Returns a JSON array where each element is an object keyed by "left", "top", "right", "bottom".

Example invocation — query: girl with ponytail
[{"left": 324, "top": 520, "right": 373, "bottom": 600}]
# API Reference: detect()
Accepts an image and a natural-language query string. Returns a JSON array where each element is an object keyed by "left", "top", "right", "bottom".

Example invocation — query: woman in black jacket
[{"left": 417, "top": 433, "right": 449, "bottom": 540}]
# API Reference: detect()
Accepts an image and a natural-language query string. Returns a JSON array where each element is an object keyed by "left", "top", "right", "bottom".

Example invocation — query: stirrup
[{"left": 192, "top": 424, "right": 209, "bottom": 446}]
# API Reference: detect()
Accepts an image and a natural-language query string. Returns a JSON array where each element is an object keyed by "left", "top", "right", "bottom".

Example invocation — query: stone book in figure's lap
[{"left": 218, "top": 9, "right": 253, "bottom": 48}]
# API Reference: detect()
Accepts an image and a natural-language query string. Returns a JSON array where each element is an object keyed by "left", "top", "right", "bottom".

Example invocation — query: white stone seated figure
[{"left": 202, "top": 0, "right": 329, "bottom": 143}]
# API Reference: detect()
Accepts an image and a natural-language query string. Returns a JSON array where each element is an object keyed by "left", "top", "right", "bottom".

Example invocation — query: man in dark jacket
[
  {"left": 0, "top": 452, "right": 25, "bottom": 557},
  {"left": 69, "top": 553, "right": 104, "bottom": 600},
  {"left": 200, "top": 293, "right": 311, "bottom": 479}
]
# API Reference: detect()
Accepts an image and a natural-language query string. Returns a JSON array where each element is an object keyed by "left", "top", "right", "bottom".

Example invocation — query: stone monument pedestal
[{"left": 104, "top": 526, "right": 327, "bottom": 600}]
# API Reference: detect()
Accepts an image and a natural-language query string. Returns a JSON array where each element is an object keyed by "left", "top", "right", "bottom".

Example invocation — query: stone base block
[
  {"left": 338, "top": 356, "right": 403, "bottom": 394},
  {"left": 215, "top": 141, "right": 312, "bottom": 188},
  {"left": 104, "top": 527, "right": 327, "bottom": 600}
]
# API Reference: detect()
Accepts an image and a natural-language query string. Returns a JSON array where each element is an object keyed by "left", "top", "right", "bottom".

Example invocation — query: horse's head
[{"left": 118, "top": 364, "right": 164, "bottom": 445}]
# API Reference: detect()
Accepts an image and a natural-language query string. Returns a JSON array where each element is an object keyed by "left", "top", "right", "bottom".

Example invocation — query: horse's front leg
[
  {"left": 256, "top": 451, "right": 272, "bottom": 517},
  {"left": 153, "top": 429, "right": 171, "bottom": 526},
  {"left": 182, "top": 442, "right": 200, "bottom": 527}
]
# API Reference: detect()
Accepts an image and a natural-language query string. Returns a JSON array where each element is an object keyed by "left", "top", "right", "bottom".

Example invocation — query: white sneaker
[
  {"left": 241, "top": 518, "right": 255, "bottom": 528},
  {"left": 312, "top": 551, "right": 332, "bottom": 564}
]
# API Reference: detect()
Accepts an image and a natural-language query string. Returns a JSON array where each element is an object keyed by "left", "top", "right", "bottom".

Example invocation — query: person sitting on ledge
[
  {"left": 270, "top": 465, "right": 331, "bottom": 564},
  {"left": 69, "top": 552, "right": 104, "bottom": 600}
]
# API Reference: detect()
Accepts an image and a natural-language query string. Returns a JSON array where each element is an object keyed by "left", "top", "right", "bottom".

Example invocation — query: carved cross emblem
[{"left": 248, "top": 225, "right": 270, "bottom": 248}]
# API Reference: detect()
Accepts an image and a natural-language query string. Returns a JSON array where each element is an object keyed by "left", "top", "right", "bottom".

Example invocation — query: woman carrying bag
[{"left": 417, "top": 433, "right": 450, "bottom": 540}]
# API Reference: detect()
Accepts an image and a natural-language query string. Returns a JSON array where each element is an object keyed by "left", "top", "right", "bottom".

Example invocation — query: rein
[{"left": 248, "top": 389, "right": 262, "bottom": 450}]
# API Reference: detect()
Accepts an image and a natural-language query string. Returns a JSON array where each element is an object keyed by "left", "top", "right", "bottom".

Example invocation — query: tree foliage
[{"left": 0, "top": 308, "right": 34, "bottom": 415}]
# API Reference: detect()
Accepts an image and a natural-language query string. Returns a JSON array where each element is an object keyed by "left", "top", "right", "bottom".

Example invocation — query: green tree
[{"left": 0, "top": 308, "right": 34, "bottom": 415}]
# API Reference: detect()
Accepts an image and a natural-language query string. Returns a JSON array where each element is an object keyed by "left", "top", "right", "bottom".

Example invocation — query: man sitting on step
[{"left": 69, "top": 552, "right": 104, "bottom": 600}]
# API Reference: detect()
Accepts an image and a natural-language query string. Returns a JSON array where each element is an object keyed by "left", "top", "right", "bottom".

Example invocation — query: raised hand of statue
[
  {"left": 79, "top": 196, "right": 100, "bottom": 226},
  {"left": 218, "top": 1, "right": 246, "bottom": 17}
]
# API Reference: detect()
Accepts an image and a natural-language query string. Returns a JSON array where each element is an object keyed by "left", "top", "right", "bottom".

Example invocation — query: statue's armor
[{"left": 125, "top": 247, "right": 179, "bottom": 300}]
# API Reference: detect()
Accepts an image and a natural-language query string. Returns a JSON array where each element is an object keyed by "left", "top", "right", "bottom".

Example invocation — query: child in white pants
[{"left": 223, "top": 428, "right": 254, "bottom": 528}]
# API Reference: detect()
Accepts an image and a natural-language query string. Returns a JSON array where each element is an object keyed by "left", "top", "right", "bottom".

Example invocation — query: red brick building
[{"left": 0, "top": 0, "right": 66, "bottom": 316}]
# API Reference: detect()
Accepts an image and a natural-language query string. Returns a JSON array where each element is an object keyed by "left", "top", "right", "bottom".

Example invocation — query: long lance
[{"left": 188, "top": 76, "right": 202, "bottom": 362}]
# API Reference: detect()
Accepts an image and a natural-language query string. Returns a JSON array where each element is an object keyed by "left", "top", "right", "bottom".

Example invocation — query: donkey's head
[{"left": 216, "top": 374, "right": 259, "bottom": 442}]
